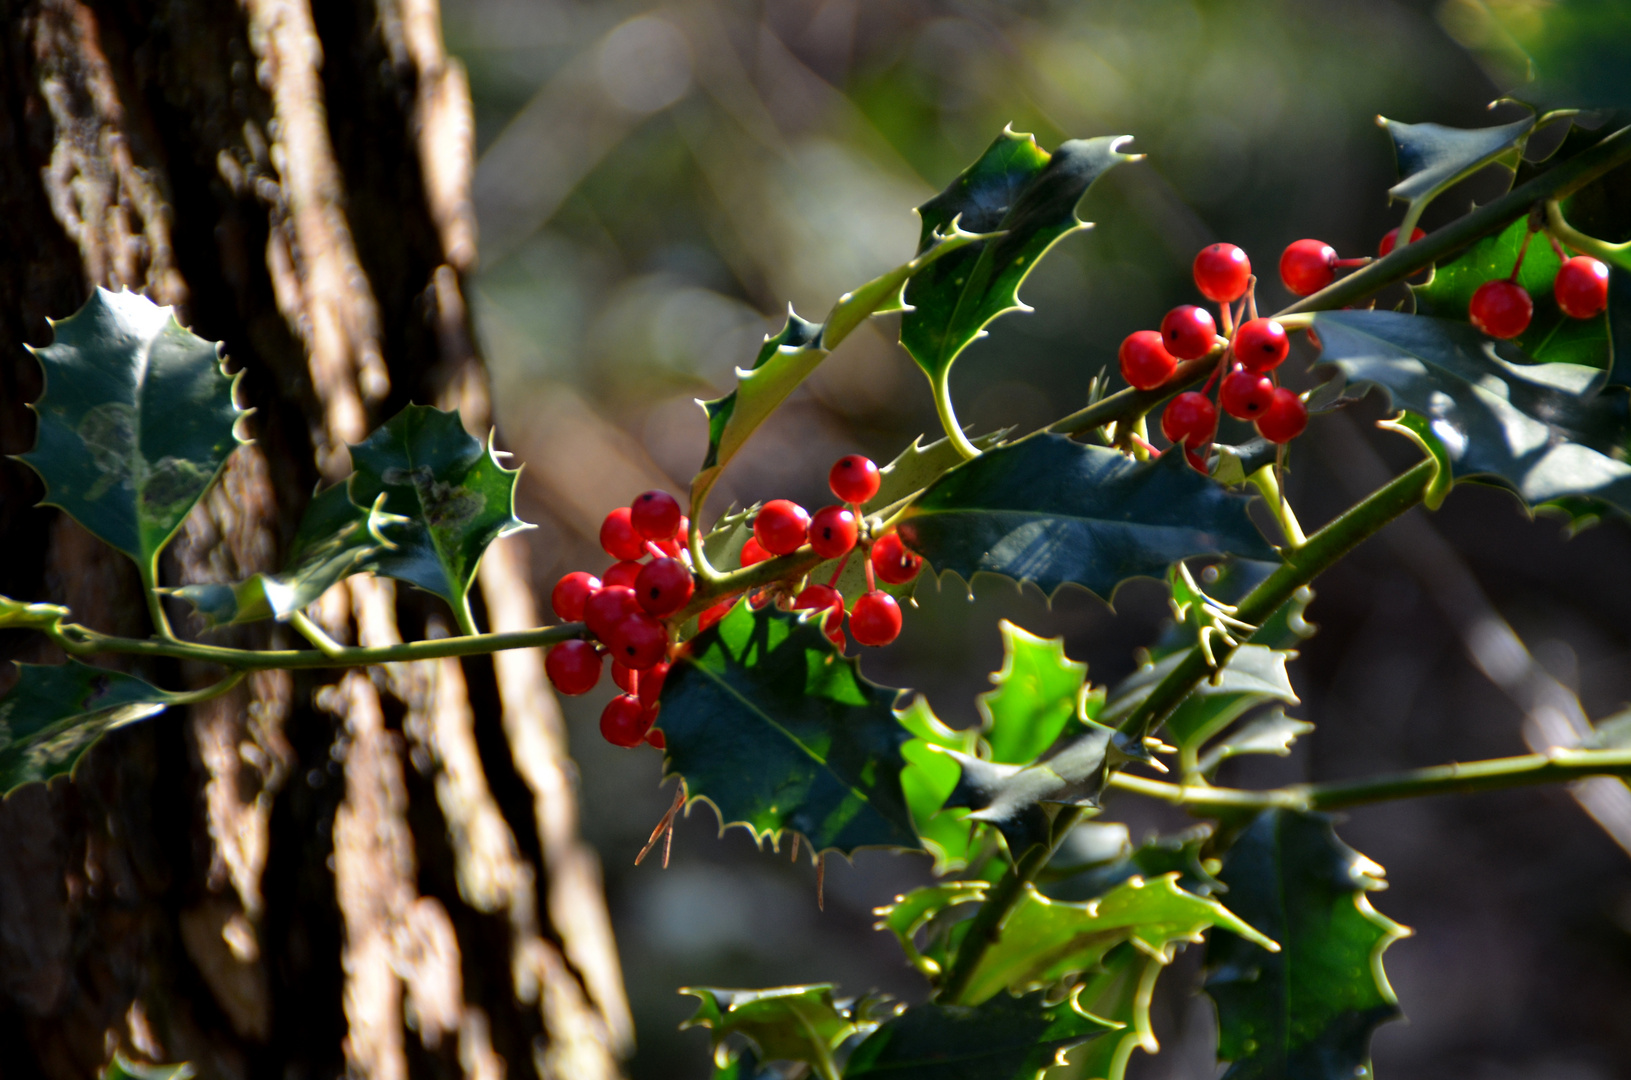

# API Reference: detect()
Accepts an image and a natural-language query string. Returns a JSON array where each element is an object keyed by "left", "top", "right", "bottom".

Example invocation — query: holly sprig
[{"left": 5, "top": 108, "right": 1631, "bottom": 1080}]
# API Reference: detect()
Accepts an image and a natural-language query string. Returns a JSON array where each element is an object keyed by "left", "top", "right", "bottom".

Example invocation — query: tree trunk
[{"left": 0, "top": 2, "right": 630, "bottom": 1079}]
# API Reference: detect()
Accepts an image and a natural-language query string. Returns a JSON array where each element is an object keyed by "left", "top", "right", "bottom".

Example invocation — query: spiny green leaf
[
  {"left": 0, "top": 660, "right": 190, "bottom": 793},
  {"left": 104, "top": 1056, "right": 194, "bottom": 1080},
  {"left": 865, "top": 429, "right": 1013, "bottom": 515},
  {"left": 1206, "top": 810, "right": 1409, "bottom": 1080},
  {"left": 682, "top": 985, "right": 858, "bottom": 1074},
  {"left": 1311, "top": 309, "right": 1631, "bottom": 515},
  {"left": 900, "top": 131, "right": 1136, "bottom": 382},
  {"left": 897, "top": 696, "right": 983, "bottom": 875},
  {"left": 1196, "top": 708, "right": 1316, "bottom": 777},
  {"left": 1049, "top": 943, "right": 1163, "bottom": 1080},
  {"left": 1413, "top": 216, "right": 1608, "bottom": 370},
  {"left": 691, "top": 226, "right": 989, "bottom": 513},
  {"left": 660, "top": 603, "right": 919, "bottom": 855},
  {"left": 941, "top": 723, "right": 1116, "bottom": 858},
  {"left": 167, "top": 485, "right": 407, "bottom": 627},
  {"left": 1379, "top": 114, "right": 1533, "bottom": 213},
  {"left": 979, "top": 622, "right": 1088, "bottom": 766},
  {"left": 348, "top": 404, "right": 530, "bottom": 615},
  {"left": 1101, "top": 644, "right": 1297, "bottom": 757},
  {"left": 874, "top": 880, "right": 988, "bottom": 981},
  {"left": 1050, "top": 828, "right": 1223, "bottom": 903},
  {"left": 897, "top": 435, "right": 1276, "bottom": 602},
  {"left": 842, "top": 988, "right": 1115, "bottom": 1080},
  {"left": 20, "top": 287, "right": 247, "bottom": 578}
]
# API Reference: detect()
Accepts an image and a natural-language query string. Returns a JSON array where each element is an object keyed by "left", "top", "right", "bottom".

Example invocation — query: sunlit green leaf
[
  {"left": 897, "top": 436, "right": 1276, "bottom": 602},
  {"left": 660, "top": 603, "right": 919, "bottom": 855},
  {"left": 1206, "top": 810, "right": 1409, "bottom": 1080},
  {"left": 865, "top": 429, "right": 1013, "bottom": 514},
  {"left": 897, "top": 696, "right": 983, "bottom": 875},
  {"left": 348, "top": 404, "right": 530, "bottom": 616},
  {"left": 104, "top": 1055, "right": 195, "bottom": 1080},
  {"left": 874, "top": 880, "right": 988, "bottom": 981},
  {"left": 1196, "top": 709, "right": 1316, "bottom": 777},
  {"left": 843, "top": 988, "right": 1115, "bottom": 1080},
  {"left": 1312, "top": 309, "right": 1631, "bottom": 514},
  {"left": 979, "top": 622, "right": 1088, "bottom": 766},
  {"left": 1050, "top": 828, "right": 1223, "bottom": 903},
  {"left": 1049, "top": 943, "right": 1163, "bottom": 1080},
  {"left": 900, "top": 131, "right": 1135, "bottom": 382},
  {"left": 0, "top": 660, "right": 191, "bottom": 793},
  {"left": 1101, "top": 644, "right": 1297, "bottom": 758},
  {"left": 682, "top": 985, "right": 858, "bottom": 1077},
  {"left": 20, "top": 287, "right": 247, "bottom": 580},
  {"left": 941, "top": 723, "right": 1116, "bottom": 858},
  {"left": 1378, "top": 115, "right": 1533, "bottom": 220}
]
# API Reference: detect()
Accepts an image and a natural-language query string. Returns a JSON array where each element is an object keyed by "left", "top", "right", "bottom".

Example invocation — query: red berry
[
  {"left": 870, "top": 533, "right": 923, "bottom": 585},
  {"left": 754, "top": 500, "right": 810, "bottom": 555},
  {"left": 584, "top": 585, "right": 641, "bottom": 642},
  {"left": 739, "top": 537, "right": 771, "bottom": 568},
  {"left": 1255, "top": 388, "right": 1308, "bottom": 444},
  {"left": 655, "top": 516, "right": 690, "bottom": 558},
  {"left": 1378, "top": 226, "right": 1425, "bottom": 258},
  {"left": 697, "top": 599, "right": 735, "bottom": 632},
  {"left": 637, "top": 661, "right": 669, "bottom": 709},
  {"left": 1160, "top": 305, "right": 1218, "bottom": 360},
  {"left": 1220, "top": 370, "right": 1275, "bottom": 420},
  {"left": 599, "top": 507, "right": 646, "bottom": 562},
  {"left": 1184, "top": 448, "right": 1209, "bottom": 474},
  {"left": 829, "top": 455, "right": 881, "bottom": 504},
  {"left": 1233, "top": 318, "right": 1289, "bottom": 373},
  {"left": 551, "top": 571, "right": 601, "bottom": 622},
  {"left": 1280, "top": 239, "right": 1337, "bottom": 296},
  {"left": 1469, "top": 279, "right": 1533, "bottom": 339},
  {"left": 1555, "top": 256, "right": 1609, "bottom": 319},
  {"left": 1119, "top": 330, "right": 1178, "bottom": 391},
  {"left": 808, "top": 506, "right": 858, "bottom": 559},
  {"left": 602, "top": 560, "right": 643, "bottom": 589},
  {"left": 545, "top": 640, "right": 602, "bottom": 695},
  {"left": 850, "top": 591, "right": 902, "bottom": 647},
  {"left": 1161, "top": 391, "right": 1218, "bottom": 448},
  {"left": 1193, "top": 243, "right": 1252, "bottom": 302},
  {"left": 645, "top": 727, "right": 666, "bottom": 750},
  {"left": 611, "top": 660, "right": 636, "bottom": 694},
  {"left": 792, "top": 584, "right": 845, "bottom": 637},
  {"left": 601, "top": 695, "right": 652, "bottom": 748},
  {"left": 630, "top": 490, "right": 682, "bottom": 540},
  {"left": 608, "top": 612, "right": 668, "bottom": 670},
  {"left": 635, "top": 557, "right": 694, "bottom": 616}
]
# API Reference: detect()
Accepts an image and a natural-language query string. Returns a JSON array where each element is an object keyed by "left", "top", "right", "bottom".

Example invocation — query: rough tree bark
[{"left": 0, "top": 2, "right": 630, "bottom": 1079}]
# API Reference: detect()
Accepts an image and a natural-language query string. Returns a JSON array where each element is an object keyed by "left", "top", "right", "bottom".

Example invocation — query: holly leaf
[
  {"left": 0, "top": 660, "right": 192, "bottom": 793},
  {"left": 348, "top": 404, "right": 530, "bottom": 615},
  {"left": 1051, "top": 828, "right": 1223, "bottom": 903},
  {"left": 682, "top": 985, "right": 858, "bottom": 1075},
  {"left": 1378, "top": 115, "right": 1534, "bottom": 221},
  {"left": 105, "top": 1056, "right": 194, "bottom": 1080},
  {"left": 979, "top": 622, "right": 1088, "bottom": 766},
  {"left": 897, "top": 697, "right": 983, "bottom": 875},
  {"left": 896, "top": 435, "right": 1276, "bottom": 602},
  {"left": 1311, "top": 309, "right": 1631, "bottom": 515},
  {"left": 1051, "top": 943, "right": 1163, "bottom": 1080},
  {"left": 900, "top": 131, "right": 1135, "bottom": 382},
  {"left": 1607, "top": 266, "right": 1631, "bottom": 387},
  {"left": 875, "top": 880, "right": 989, "bottom": 981},
  {"left": 660, "top": 603, "right": 920, "bottom": 855},
  {"left": 166, "top": 485, "right": 406, "bottom": 627},
  {"left": 843, "top": 989, "right": 1114, "bottom": 1080},
  {"left": 1196, "top": 708, "right": 1316, "bottom": 777},
  {"left": 20, "top": 287, "right": 247, "bottom": 581},
  {"left": 1100, "top": 644, "right": 1297, "bottom": 758},
  {"left": 691, "top": 226, "right": 989, "bottom": 512},
  {"left": 865, "top": 429, "right": 1013, "bottom": 514},
  {"left": 1205, "top": 810, "right": 1409, "bottom": 1080},
  {"left": 1413, "top": 217, "right": 1608, "bottom": 370},
  {"left": 941, "top": 722, "right": 1117, "bottom": 858}
]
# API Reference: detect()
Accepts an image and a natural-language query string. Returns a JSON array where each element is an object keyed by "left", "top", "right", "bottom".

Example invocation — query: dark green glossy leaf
[
  {"left": 897, "top": 435, "right": 1276, "bottom": 602},
  {"left": 682, "top": 985, "right": 858, "bottom": 1075},
  {"left": 105, "top": 1056, "right": 194, "bottom": 1080},
  {"left": 660, "top": 603, "right": 919, "bottom": 855},
  {"left": 1049, "top": 943, "right": 1162, "bottom": 1080},
  {"left": 1312, "top": 309, "right": 1631, "bottom": 515},
  {"left": 842, "top": 989, "right": 1114, "bottom": 1080},
  {"left": 897, "top": 697, "right": 982, "bottom": 875},
  {"left": 941, "top": 722, "right": 1116, "bottom": 858},
  {"left": 1196, "top": 708, "right": 1316, "bottom": 776},
  {"left": 21, "top": 288, "right": 247, "bottom": 577},
  {"left": 0, "top": 660, "right": 190, "bottom": 793},
  {"left": 1050, "top": 827, "right": 1222, "bottom": 903},
  {"left": 348, "top": 404, "right": 530, "bottom": 614},
  {"left": 1413, "top": 217, "right": 1608, "bottom": 369},
  {"left": 1608, "top": 266, "right": 1631, "bottom": 386},
  {"left": 1378, "top": 115, "right": 1533, "bottom": 209},
  {"left": 979, "top": 621, "right": 1088, "bottom": 766},
  {"left": 167, "top": 485, "right": 407, "bottom": 627},
  {"left": 900, "top": 132, "right": 1135, "bottom": 381},
  {"left": 1206, "top": 810, "right": 1408, "bottom": 1080},
  {"left": 1101, "top": 644, "right": 1297, "bottom": 757}
]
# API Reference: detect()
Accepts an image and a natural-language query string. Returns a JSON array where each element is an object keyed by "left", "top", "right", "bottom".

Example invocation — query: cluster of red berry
[
  {"left": 1281, "top": 227, "right": 1610, "bottom": 338},
  {"left": 1118, "top": 243, "right": 1309, "bottom": 465},
  {"left": 543, "top": 455, "right": 925, "bottom": 748}
]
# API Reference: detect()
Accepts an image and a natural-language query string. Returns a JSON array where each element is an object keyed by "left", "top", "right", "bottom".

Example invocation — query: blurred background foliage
[{"left": 439, "top": 1, "right": 1631, "bottom": 1076}]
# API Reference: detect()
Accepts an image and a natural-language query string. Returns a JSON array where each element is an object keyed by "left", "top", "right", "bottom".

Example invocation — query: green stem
[
  {"left": 1116, "top": 458, "right": 1435, "bottom": 744},
  {"left": 50, "top": 619, "right": 585, "bottom": 670},
  {"left": 1108, "top": 746, "right": 1631, "bottom": 814},
  {"left": 455, "top": 592, "right": 481, "bottom": 638},
  {"left": 935, "top": 805, "right": 1088, "bottom": 1005},
  {"left": 1248, "top": 465, "right": 1306, "bottom": 549},
  {"left": 140, "top": 561, "right": 175, "bottom": 640},
  {"left": 289, "top": 610, "right": 347, "bottom": 657},
  {"left": 932, "top": 366, "right": 981, "bottom": 461},
  {"left": 1546, "top": 200, "right": 1631, "bottom": 271},
  {"left": 1047, "top": 354, "right": 1216, "bottom": 439}
]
